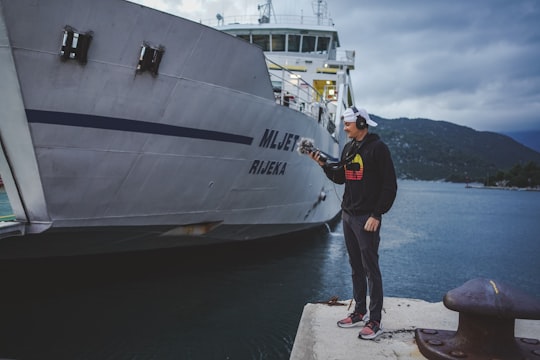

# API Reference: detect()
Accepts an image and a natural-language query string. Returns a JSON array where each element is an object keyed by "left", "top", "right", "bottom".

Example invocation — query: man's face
[{"left": 344, "top": 121, "right": 359, "bottom": 138}]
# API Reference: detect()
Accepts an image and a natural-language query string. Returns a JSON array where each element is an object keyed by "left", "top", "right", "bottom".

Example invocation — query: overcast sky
[{"left": 131, "top": 0, "right": 540, "bottom": 132}]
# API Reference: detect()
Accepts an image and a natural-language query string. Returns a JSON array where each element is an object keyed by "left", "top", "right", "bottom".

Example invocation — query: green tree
[{"left": 489, "top": 161, "right": 540, "bottom": 188}]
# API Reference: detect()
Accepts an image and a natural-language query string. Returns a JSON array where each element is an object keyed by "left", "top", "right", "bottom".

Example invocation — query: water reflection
[{"left": 0, "top": 227, "right": 336, "bottom": 360}]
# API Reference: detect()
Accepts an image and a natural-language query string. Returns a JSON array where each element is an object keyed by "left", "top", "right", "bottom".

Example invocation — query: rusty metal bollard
[{"left": 415, "top": 277, "right": 540, "bottom": 360}]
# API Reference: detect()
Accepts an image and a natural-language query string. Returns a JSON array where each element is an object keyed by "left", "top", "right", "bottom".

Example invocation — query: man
[{"left": 309, "top": 106, "right": 397, "bottom": 340}]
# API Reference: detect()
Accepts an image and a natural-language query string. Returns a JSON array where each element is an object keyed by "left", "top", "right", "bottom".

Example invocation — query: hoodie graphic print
[{"left": 345, "top": 154, "right": 364, "bottom": 181}]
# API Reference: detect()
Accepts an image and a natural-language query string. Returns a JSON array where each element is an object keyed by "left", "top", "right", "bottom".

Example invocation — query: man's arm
[
  {"left": 309, "top": 151, "right": 345, "bottom": 184},
  {"left": 373, "top": 142, "right": 398, "bottom": 217}
]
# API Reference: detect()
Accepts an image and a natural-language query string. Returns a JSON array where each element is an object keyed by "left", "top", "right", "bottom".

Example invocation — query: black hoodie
[{"left": 322, "top": 133, "right": 397, "bottom": 218}]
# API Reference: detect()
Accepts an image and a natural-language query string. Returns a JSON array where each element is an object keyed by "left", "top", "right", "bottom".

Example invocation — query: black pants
[{"left": 342, "top": 211, "right": 383, "bottom": 323}]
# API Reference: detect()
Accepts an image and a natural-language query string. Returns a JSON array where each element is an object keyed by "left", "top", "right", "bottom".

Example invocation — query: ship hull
[{"left": 0, "top": 0, "right": 344, "bottom": 258}]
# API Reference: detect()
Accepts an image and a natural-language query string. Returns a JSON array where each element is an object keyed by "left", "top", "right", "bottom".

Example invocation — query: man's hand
[
  {"left": 364, "top": 217, "right": 380, "bottom": 232},
  {"left": 309, "top": 151, "right": 325, "bottom": 166}
]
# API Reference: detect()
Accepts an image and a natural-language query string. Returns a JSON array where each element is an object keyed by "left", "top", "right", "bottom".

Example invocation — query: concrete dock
[{"left": 290, "top": 296, "right": 540, "bottom": 359}]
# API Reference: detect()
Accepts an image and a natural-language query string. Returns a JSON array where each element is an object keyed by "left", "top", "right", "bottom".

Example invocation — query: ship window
[
  {"left": 317, "top": 37, "right": 330, "bottom": 53},
  {"left": 136, "top": 43, "right": 165, "bottom": 76},
  {"left": 272, "top": 80, "right": 282, "bottom": 92},
  {"left": 287, "top": 34, "right": 300, "bottom": 52},
  {"left": 301, "top": 35, "right": 316, "bottom": 53},
  {"left": 60, "top": 26, "right": 93, "bottom": 64},
  {"left": 237, "top": 34, "right": 251, "bottom": 43},
  {"left": 252, "top": 35, "right": 270, "bottom": 51},
  {"left": 271, "top": 35, "right": 285, "bottom": 52}
]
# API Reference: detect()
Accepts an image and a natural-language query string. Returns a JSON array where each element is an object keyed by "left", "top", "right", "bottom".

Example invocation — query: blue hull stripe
[{"left": 26, "top": 109, "right": 254, "bottom": 145}]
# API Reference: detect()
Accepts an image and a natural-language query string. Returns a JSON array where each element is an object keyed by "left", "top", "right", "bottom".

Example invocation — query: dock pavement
[{"left": 290, "top": 296, "right": 540, "bottom": 359}]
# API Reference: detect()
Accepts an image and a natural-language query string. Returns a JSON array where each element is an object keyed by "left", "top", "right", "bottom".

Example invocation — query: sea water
[
  {"left": 0, "top": 180, "right": 539, "bottom": 359},
  {"left": 0, "top": 187, "right": 14, "bottom": 221}
]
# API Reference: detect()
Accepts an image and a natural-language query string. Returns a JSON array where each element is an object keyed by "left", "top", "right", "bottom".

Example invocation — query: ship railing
[
  {"left": 333, "top": 49, "right": 355, "bottom": 64},
  {"left": 202, "top": 14, "right": 335, "bottom": 28},
  {"left": 266, "top": 58, "right": 336, "bottom": 135}
]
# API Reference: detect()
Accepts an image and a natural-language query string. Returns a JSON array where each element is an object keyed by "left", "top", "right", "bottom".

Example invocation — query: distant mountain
[
  {"left": 503, "top": 130, "right": 540, "bottom": 153},
  {"left": 369, "top": 116, "right": 540, "bottom": 182}
]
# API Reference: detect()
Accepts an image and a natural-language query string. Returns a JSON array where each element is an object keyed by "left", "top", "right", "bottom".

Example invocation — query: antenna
[
  {"left": 258, "top": 0, "right": 276, "bottom": 24},
  {"left": 312, "top": 0, "right": 328, "bottom": 25},
  {"left": 216, "top": 13, "right": 224, "bottom": 26}
]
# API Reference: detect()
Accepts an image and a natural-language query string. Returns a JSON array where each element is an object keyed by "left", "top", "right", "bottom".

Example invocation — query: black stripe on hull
[{"left": 26, "top": 109, "right": 254, "bottom": 145}]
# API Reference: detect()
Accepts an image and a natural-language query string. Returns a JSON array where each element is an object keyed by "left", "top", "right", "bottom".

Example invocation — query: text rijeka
[{"left": 249, "top": 129, "right": 300, "bottom": 175}]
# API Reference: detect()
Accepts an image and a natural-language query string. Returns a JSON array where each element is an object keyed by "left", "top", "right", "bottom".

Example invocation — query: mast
[
  {"left": 258, "top": 0, "right": 276, "bottom": 24},
  {"left": 312, "top": 0, "right": 328, "bottom": 25}
]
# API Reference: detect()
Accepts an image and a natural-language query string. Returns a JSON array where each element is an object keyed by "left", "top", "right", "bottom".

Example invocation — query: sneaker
[
  {"left": 337, "top": 312, "right": 369, "bottom": 328},
  {"left": 359, "top": 320, "right": 383, "bottom": 340}
]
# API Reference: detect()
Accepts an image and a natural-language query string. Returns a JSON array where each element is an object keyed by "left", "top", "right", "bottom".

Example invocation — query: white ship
[{"left": 0, "top": 0, "right": 357, "bottom": 258}]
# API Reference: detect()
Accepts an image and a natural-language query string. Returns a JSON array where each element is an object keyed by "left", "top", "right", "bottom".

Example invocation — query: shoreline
[{"left": 466, "top": 184, "right": 540, "bottom": 191}]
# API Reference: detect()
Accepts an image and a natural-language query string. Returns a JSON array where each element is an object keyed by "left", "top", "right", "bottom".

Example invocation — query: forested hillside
[{"left": 370, "top": 116, "right": 540, "bottom": 182}]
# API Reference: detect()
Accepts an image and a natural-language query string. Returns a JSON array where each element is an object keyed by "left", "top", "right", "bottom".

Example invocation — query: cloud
[
  {"left": 333, "top": 0, "right": 540, "bottom": 131},
  {"left": 130, "top": 0, "right": 540, "bottom": 132}
]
